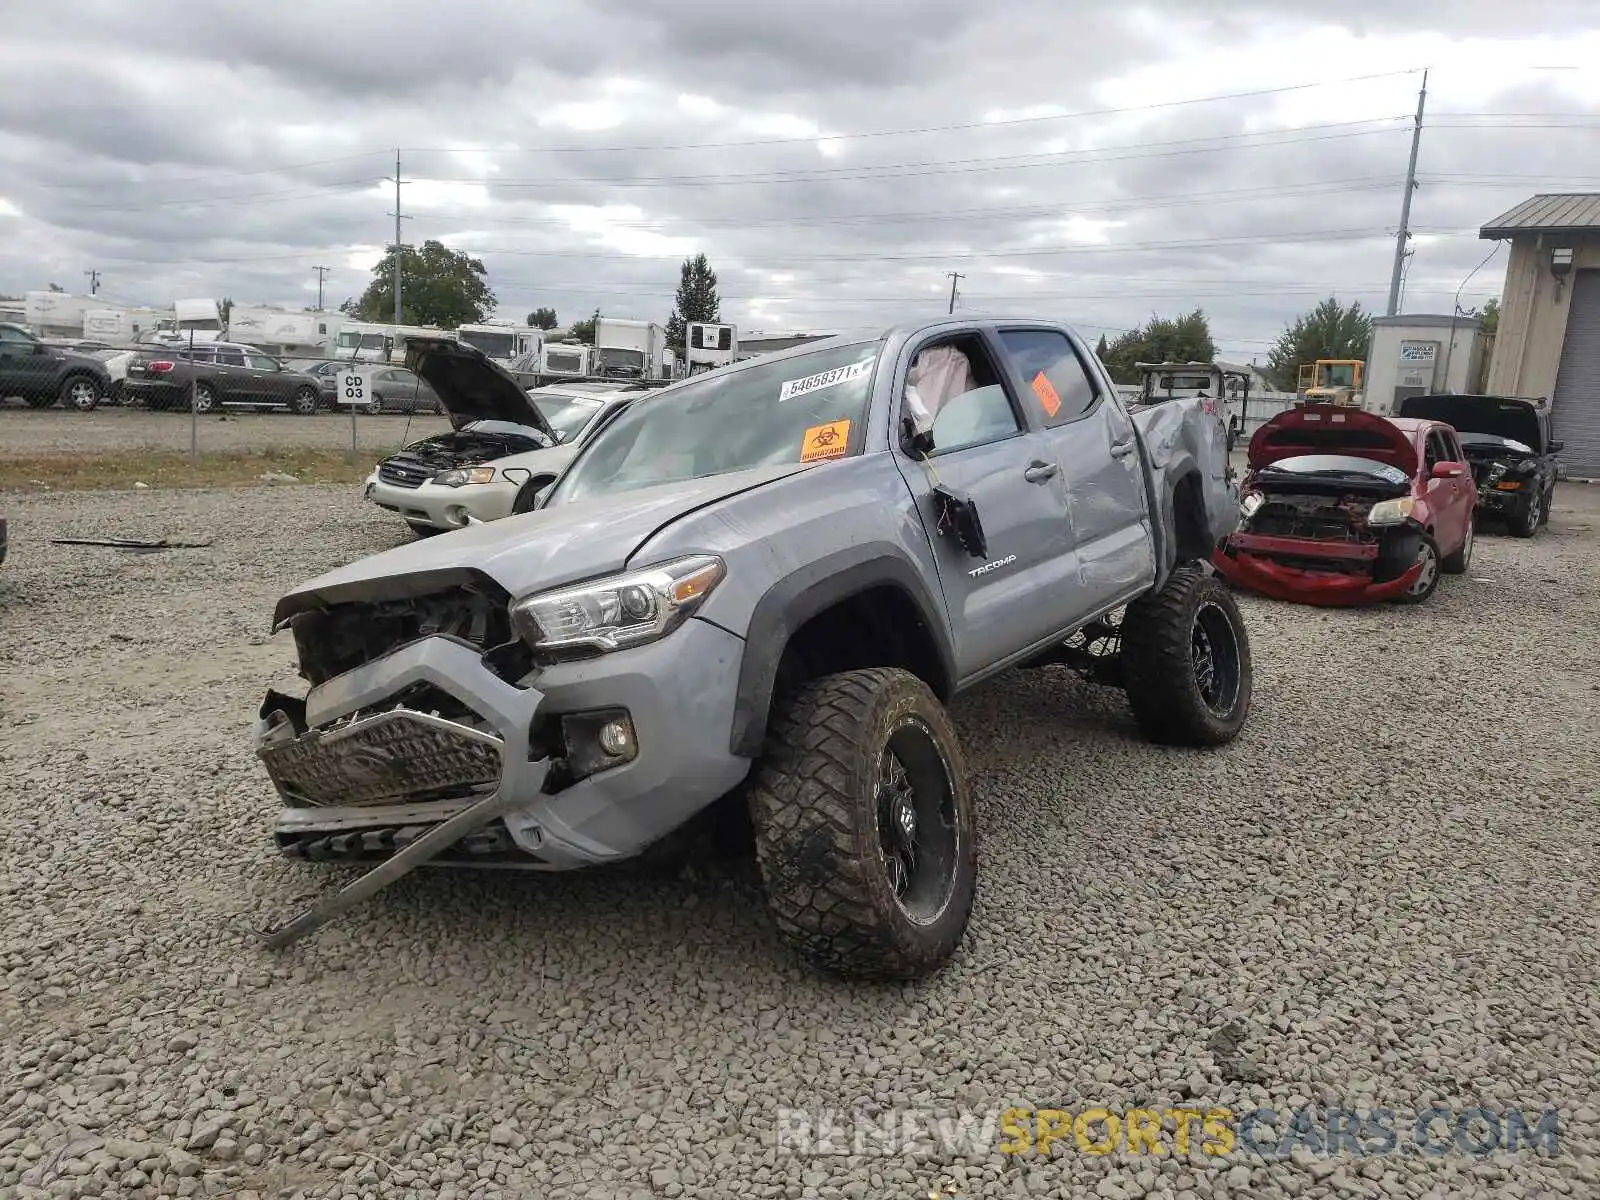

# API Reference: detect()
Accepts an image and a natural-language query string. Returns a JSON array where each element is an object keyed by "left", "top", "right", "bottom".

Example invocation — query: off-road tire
[
  {"left": 191, "top": 383, "right": 218, "bottom": 414},
  {"left": 406, "top": 521, "right": 442, "bottom": 538},
  {"left": 290, "top": 386, "right": 320, "bottom": 416},
  {"left": 1120, "top": 564, "right": 1252, "bottom": 746},
  {"left": 747, "top": 667, "right": 976, "bottom": 980},
  {"left": 1390, "top": 531, "right": 1441, "bottom": 604},
  {"left": 59, "top": 374, "right": 100, "bottom": 411},
  {"left": 1442, "top": 515, "right": 1473, "bottom": 574},
  {"left": 1509, "top": 489, "right": 1542, "bottom": 538}
]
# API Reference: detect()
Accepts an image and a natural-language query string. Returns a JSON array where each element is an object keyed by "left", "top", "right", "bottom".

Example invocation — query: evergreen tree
[{"left": 665, "top": 253, "right": 721, "bottom": 353}]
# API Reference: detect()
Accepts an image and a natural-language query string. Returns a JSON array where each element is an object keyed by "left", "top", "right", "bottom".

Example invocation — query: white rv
[
  {"left": 227, "top": 307, "right": 341, "bottom": 358},
  {"left": 540, "top": 342, "right": 593, "bottom": 378},
  {"left": 332, "top": 321, "right": 448, "bottom": 363},
  {"left": 456, "top": 323, "right": 543, "bottom": 364},
  {"left": 594, "top": 317, "right": 666, "bottom": 380},
  {"left": 82, "top": 307, "right": 169, "bottom": 344},
  {"left": 686, "top": 322, "right": 738, "bottom": 372}
]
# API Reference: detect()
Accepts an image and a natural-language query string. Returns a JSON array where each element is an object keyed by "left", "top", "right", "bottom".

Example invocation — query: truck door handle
[
  {"left": 1110, "top": 438, "right": 1136, "bottom": 458},
  {"left": 1024, "top": 461, "right": 1058, "bottom": 483}
]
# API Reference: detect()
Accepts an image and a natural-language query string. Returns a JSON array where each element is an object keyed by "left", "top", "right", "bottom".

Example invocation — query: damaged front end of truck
[{"left": 1211, "top": 406, "right": 1427, "bottom": 606}]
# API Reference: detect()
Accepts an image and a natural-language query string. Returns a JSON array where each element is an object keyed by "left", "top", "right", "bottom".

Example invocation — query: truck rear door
[{"left": 994, "top": 327, "right": 1156, "bottom": 614}]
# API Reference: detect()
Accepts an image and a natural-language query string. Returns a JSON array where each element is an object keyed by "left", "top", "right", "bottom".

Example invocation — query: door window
[
  {"left": 213, "top": 346, "right": 246, "bottom": 367},
  {"left": 246, "top": 353, "right": 279, "bottom": 371},
  {"left": 904, "top": 334, "right": 1022, "bottom": 457},
  {"left": 1425, "top": 431, "right": 1450, "bottom": 472},
  {"left": 0, "top": 326, "right": 34, "bottom": 349},
  {"left": 997, "top": 329, "right": 1100, "bottom": 427}
]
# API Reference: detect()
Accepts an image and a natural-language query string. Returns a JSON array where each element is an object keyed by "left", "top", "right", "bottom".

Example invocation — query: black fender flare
[{"left": 727, "top": 546, "right": 956, "bottom": 759}]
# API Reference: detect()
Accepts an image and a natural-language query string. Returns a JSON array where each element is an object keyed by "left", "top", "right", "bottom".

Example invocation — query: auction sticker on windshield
[
  {"left": 801, "top": 420, "right": 852, "bottom": 462},
  {"left": 779, "top": 360, "right": 873, "bottom": 403},
  {"left": 1031, "top": 371, "right": 1062, "bottom": 418}
]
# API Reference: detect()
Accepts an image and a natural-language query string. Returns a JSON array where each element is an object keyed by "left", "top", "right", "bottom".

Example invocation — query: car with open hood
[
  {"left": 1213, "top": 404, "right": 1476, "bottom": 606},
  {"left": 1395, "top": 393, "right": 1560, "bottom": 538},
  {"left": 362, "top": 337, "right": 648, "bottom": 536}
]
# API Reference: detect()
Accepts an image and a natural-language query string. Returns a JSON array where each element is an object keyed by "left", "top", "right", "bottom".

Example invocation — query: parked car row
[
  {"left": 1212, "top": 392, "right": 1560, "bottom": 607},
  {"left": 0, "top": 322, "right": 112, "bottom": 410}
]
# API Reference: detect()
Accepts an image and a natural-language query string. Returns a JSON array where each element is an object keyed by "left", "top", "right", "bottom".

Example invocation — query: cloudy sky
[{"left": 1, "top": 0, "right": 1598, "bottom": 358}]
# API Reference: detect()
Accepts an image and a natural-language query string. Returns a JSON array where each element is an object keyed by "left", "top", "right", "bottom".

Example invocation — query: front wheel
[
  {"left": 1390, "top": 532, "right": 1441, "bottom": 605},
  {"left": 1508, "top": 489, "right": 1542, "bottom": 538},
  {"left": 1121, "top": 565, "right": 1253, "bottom": 746},
  {"left": 367, "top": 394, "right": 385, "bottom": 415},
  {"left": 60, "top": 375, "right": 100, "bottom": 411},
  {"left": 191, "top": 383, "right": 218, "bottom": 414},
  {"left": 290, "top": 386, "right": 320, "bottom": 416},
  {"left": 747, "top": 667, "right": 976, "bottom": 980}
]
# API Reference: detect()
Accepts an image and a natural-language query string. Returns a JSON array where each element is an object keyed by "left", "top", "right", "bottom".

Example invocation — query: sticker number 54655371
[{"left": 778, "top": 359, "right": 872, "bottom": 403}]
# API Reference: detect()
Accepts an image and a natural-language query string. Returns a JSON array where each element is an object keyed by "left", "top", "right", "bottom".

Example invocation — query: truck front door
[
  {"left": 995, "top": 327, "right": 1156, "bottom": 615},
  {"left": 894, "top": 331, "right": 1081, "bottom": 680},
  {"left": 0, "top": 326, "right": 56, "bottom": 402}
]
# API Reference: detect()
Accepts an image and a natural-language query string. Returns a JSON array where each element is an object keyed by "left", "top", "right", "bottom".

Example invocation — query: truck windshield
[
  {"left": 460, "top": 329, "right": 516, "bottom": 359},
  {"left": 550, "top": 340, "right": 882, "bottom": 505},
  {"left": 598, "top": 347, "right": 645, "bottom": 370}
]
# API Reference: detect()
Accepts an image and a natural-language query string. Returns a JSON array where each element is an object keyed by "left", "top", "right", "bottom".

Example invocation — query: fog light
[
  {"left": 446, "top": 505, "right": 470, "bottom": 525},
  {"left": 599, "top": 720, "right": 634, "bottom": 757}
]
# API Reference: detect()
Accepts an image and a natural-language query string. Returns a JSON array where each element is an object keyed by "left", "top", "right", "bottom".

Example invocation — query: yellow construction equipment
[{"left": 1296, "top": 359, "right": 1365, "bottom": 406}]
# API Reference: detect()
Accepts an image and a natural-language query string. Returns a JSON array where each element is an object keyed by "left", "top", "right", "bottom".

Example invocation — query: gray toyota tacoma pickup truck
[{"left": 256, "top": 317, "right": 1253, "bottom": 978}]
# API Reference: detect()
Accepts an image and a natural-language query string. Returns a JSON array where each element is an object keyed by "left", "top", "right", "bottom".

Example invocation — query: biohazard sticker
[
  {"left": 1031, "top": 371, "right": 1062, "bottom": 417},
  {"left": 778, "top": 360, "right": 873, "bottom": 403},
  {"left": 801, "top": 419, "right": 851, "bottom": 462}
]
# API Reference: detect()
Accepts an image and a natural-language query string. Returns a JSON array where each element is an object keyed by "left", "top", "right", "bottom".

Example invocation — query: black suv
[
  {"left": 0, "top": 323, "right": 110, "bottom": 411},
  {"left": 1397, "top": 393, "right": 1561, "bottom": 537}
]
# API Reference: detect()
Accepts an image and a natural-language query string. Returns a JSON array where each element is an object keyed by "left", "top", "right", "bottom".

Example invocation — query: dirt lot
[{"left": 1, "top": 467, "right": 1598, "bottom": 1198}]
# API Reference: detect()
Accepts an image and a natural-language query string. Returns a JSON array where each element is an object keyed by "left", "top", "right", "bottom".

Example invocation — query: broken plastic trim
[{"left": 260, "top": 758, "right": 550, "bottom": 949}]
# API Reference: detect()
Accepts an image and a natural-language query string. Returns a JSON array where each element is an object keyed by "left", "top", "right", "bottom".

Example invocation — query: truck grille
[
  {"left": 378, "top": 458, "right": 429, "bottom": 489},
  {"left": 260, "top": 709, "right": 502, "bottom": 807}
]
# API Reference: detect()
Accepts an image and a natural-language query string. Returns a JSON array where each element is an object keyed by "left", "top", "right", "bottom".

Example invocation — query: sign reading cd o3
[{"left": 341, "top": 370, "right": 371, "bottom": 407}]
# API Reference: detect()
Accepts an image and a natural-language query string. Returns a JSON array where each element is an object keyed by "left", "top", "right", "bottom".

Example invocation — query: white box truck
[
  {"left": 595, "top": 318, "right": 665, "bottom": 380},
  {"left": 540, "top": 342, "right": 593, "bottom": 378}
]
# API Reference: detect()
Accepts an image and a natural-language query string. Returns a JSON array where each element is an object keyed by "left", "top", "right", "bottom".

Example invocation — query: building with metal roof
[{"left": 1480, "top": 193, "right": 1600, "bottom": 478}]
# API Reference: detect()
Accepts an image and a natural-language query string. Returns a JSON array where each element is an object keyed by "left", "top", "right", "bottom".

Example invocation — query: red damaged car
[{"left": 1212, "top": 405, "right": 1476, "bottom": 606}]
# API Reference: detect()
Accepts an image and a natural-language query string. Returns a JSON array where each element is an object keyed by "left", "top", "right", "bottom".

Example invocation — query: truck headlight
[
  {"left": 1366, "top": 497, "right": 1417, "bottom": 527},
  {"left": 1240, "top": 492, "right": 1264, "bottom": 518},
  {"left": 510, "top": 555, "right": 725, "bottom": 656},
  {"left": 432, "top": 467, "right": 497, "bottom": 487}
]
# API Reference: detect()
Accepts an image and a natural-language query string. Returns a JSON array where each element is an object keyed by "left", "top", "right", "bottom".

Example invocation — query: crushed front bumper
[{"left": 1212, "top": 532, "right": 1423, "bottom": 607}]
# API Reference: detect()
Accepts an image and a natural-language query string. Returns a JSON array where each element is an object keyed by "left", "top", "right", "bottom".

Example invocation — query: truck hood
[
  {"left": 404, "top": 336, "right": 557, "bottom": 442},
  {"left": 1396, "top": 393, "right": 1545, "bottom": 454},
  {"left": 1248, "top": 404, "right": 1418, "bottom": 477},
  {"left": 274, "top": 461, "right": 811, "bottom": 623}
]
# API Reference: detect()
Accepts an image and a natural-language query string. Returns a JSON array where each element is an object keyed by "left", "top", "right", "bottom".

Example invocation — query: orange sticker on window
[
  {"left": 1032, "top": 371, "right": 1062, "bottom": 417},
  {"left": 801, "top": 419, "right": 851, "bottom": 462}
]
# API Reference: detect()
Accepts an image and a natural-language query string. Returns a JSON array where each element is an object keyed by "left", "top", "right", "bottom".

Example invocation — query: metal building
[{"left": 1480, "top": 194, "right": 1600, "bottom": 477}]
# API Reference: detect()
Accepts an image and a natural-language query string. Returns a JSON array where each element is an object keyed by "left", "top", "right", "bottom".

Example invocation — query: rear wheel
[
  {"left": 367, "top": 394, "right": 385, "bottom": 415},
  {"left": 290, "top": 386, "right": 320, "bottom": 416},
  {"left": 1442, "top": 516, "right": 1473, "bottom": 574},
  {"left": 1120, "top": 565, "right": 1252, "bottom": 746},
  {"left": 191, "top": 382, "right": 218, "bottom": 414},
  {"left": 747, "top": 667, "right": 976, "bottom": 980},
  {"left": 1391, "top": 532, "right": 1441, "bottom": 604},
  {"left": 60, "top": 375, "right": 100, "bottom": 411}
]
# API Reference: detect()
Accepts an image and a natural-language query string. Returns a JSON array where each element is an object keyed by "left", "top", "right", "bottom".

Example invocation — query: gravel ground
[
  {"left": 0, "top": 406, "right": 450, "bottom": 455},
  {"left": 1, "top": 482, "right": 1597, "bottom": 1200}
]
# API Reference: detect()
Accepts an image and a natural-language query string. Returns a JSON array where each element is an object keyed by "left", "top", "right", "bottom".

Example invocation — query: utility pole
[
  {"left": 385, "top": 149, "right": 412, "bottom": 324},
  {"left": 84, "top": 269, "right": 100, "bottom": 295},
  {"left": 1386, "top": 69, "right": 1428, "bottom": 317},
  {"left": 313, "top": 265, "right": 329, "bottom": 311},
  {"left": 946, "top": 271, "right": 965, "bottom": 315}
]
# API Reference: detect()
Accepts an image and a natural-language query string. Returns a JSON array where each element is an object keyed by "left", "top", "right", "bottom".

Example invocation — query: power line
[
  {"left": 313, "top": 265, "right": 330, "bottom": 311},
  {"left": 1387, "top": 69, "right": 1428, "bottom": 315},
  {"left": 83, "top": 269, "right": 100, "bottom": 295},
  {"left": 386, "top": 150, "right": 412, "bottom": 324},
  {"left": 945, "top": 272, "right": 965, "bottom": 314}
]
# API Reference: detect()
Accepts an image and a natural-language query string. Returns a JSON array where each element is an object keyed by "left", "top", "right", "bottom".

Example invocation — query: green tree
[
  {"left": 664, "top": 253, "right": 721, "bottom": 353},
  {"left": 1472, "top": 296, "right": 1500, "bottom": 334},
  {"left": 569, "top": 309, "right": 601, "bottom": 345},
  {"left": 1265, "top": 297, "right": 1373, "bottom": 391},
  {"left": 1099, "top": 309, "right": 1217, "bottom": 384},
  {"left": 47, "top": 282, "right": 65, "bottom": 292},
  {"left": 220, "top": 297, "right": 234, "bottom": 326},
  {"left": 351, "top": 240, "right": 495, "bottom": 328},
  {"left": 1094, "top": 333, "right": 1109, "bottom": 362},
  {"left": 527, "top": 307, "right": 559, "bottom": 330}
]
